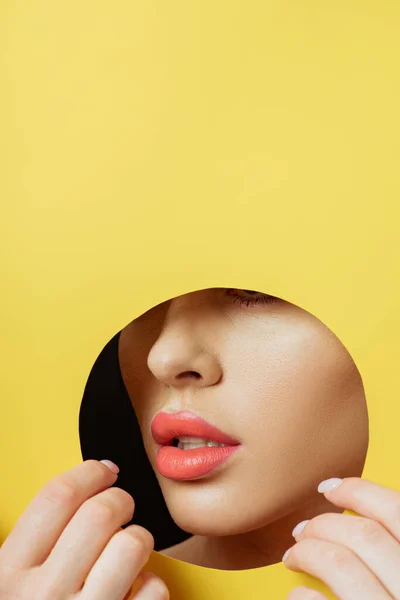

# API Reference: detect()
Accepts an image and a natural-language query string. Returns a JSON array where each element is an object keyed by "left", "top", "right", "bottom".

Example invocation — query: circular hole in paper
[{"left": 80, "top": 286, "right": 368, "bottom": 570}]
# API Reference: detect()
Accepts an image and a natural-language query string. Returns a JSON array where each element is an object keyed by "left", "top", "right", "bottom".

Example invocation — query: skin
[
  {"left": 2, "top": 467, "right": 400, "bottom": 598},
  {"left": 1, "top": 291, "right": 399, "bottom": 597},
  {"left": 118, "top": 287, "right": 369, "bottom": 570},
  {"left": 284, "top": 477, "right": 400, "bottom": 600},
  {"left": 0, "top": 460, "right": 169, "bottom": 599},
  {"left": 0, "top": 468, "right": 400, "bottom": 600}
]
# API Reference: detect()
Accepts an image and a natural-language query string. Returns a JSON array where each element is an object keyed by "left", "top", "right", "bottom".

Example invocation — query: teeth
[{"left": 175, "top": 437, "right": 227, "bottom": 450}]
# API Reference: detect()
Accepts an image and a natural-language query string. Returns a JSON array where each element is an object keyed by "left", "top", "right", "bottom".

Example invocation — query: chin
[
  {"left": 168, "top": 508, "right": 251, "bottom": 537},
  {"left": 162, "top": 490, "right": 283, "bottom": 537},
  {"left": 160, "top": 486, "right": 235, "bottom": 535}
]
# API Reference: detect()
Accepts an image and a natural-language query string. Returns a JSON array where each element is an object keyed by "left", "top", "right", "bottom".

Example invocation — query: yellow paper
[{"left": 1, "top": 2, "right": 400, "bottom": 598}]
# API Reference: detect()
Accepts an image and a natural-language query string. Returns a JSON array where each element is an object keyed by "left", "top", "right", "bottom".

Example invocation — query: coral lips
[{"left": 151, "top": 411, "right": 241, "bottom": 480}]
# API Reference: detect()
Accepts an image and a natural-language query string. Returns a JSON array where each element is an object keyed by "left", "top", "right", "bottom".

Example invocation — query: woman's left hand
[{"left": 283, "top": 477, "right": 400, "bottom": 599}]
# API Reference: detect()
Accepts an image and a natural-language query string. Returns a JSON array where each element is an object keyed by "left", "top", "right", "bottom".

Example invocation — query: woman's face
[{"left": 118, "top": 288, "right": 368, "bottom": 537}]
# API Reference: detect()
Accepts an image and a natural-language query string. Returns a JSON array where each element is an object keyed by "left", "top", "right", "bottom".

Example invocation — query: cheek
[
  {"left": 228, "top": 334, "right": 363, "bottom": 450},
  {"left": 219, "top": 341, "right": 366, "bottom": 516}
]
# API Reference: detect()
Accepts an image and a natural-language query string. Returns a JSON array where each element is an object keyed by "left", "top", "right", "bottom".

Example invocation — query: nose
[{"left": 147, "top": 294, "right": 223, "bottom": 389}]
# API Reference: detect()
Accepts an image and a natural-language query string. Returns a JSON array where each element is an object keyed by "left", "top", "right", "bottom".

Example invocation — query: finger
[
  {"left": 287, "top": 587, "right": 328, "bottom": 600},
  {"left": 318, "top": 477, "right": 400, "bottom": 543},
  {"left": 283, "top": 538, "right": 391, "bottom": 600},
  {"left": 79, "top": 525, "right": 154, "bottom": 600},
  {"left": 40, "top": 486, "right": 135, "bottom": 594},
  {"left": 292, "top": 512, "right": 400, "bottom": 598},
  {"left": 130, "top": 572, "right": 169, "bottom": 599},
  {"left": 0, "top": 460, "right": 119, "bottom": 570}
]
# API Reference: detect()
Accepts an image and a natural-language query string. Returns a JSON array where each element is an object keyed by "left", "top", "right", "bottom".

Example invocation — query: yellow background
[{"left": 1, "top": 2, "right": 400, "bottom": 598}]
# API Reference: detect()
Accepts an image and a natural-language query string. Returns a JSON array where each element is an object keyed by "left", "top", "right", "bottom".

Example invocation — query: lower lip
[{"left": 156, "top": 445, "right": 240, "bottom": 480}]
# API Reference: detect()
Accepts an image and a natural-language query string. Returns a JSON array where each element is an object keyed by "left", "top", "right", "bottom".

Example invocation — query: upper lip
[{"left": 151, "top": 410, "right": 241, "bottom": 446}]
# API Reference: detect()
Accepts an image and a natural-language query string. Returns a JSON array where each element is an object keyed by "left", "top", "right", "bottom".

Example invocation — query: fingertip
[
  {"left": 282, "top": 546, "right": 293, "bottom": 563},
  {"left": 317, "top": 478, "right": 343, "bottom": 494},
  {"left": 125, "top": 524, "right": 155, "bottom": 552},
  {"left": 99, "top": 459, "right": 120, "bottom": 474},
  {"left": 137, "top": 572, "right": 170, "bottom": 599}
]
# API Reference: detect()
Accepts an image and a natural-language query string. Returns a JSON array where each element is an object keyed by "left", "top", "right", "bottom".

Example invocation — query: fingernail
[
  {"left": 100, "top": 459, "right": 120, "bottom": 474},
  {"left": 282, "top": 547, "right": 292, "bottom": 562},
  {"left": 318, "top": 478, "right": 343, "bottom": 493},
  {"left": 292, "top": 519, "right": 310, "bottom": 537}
]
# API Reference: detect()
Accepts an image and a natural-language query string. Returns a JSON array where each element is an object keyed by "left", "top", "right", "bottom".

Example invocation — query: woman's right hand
[{"left": 0, "top": 459, "right": 169, "bottom": 599}]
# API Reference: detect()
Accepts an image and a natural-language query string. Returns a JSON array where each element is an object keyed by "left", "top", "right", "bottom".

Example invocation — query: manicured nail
[
  {"left": 282, "top": 547, "right": 292, "bottom": 562},
  {"left": 100, "top": 459, "right": 120, "bottom": 474},
  {"left": 292, "top": 520, "right": 310, "bottom": 537},
  {"left": 318, "top": 478, "right": 343, "bottom": 493}
]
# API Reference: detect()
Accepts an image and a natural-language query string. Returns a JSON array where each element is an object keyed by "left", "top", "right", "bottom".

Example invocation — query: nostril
[{"left": 176, "top": 371, "right": 202, "bottom": 380}]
